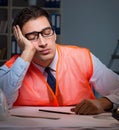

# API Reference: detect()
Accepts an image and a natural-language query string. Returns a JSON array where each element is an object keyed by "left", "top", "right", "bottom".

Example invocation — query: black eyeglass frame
[{"left": 24, "top": 27, "right": 54, "bottom": 41}]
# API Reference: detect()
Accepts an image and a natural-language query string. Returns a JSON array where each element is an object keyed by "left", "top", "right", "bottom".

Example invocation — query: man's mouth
[{"left": 40, "top": 49, "right": 51, "bottom": 55}]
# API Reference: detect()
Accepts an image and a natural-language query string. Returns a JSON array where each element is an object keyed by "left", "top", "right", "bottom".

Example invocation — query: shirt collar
[{"left": 48, "top": 49, "right": 58, "bottom": 71}]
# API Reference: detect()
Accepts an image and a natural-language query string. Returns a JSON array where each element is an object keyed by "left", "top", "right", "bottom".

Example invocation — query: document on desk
[
  {"left": 10, "top": 106, "right": 73, "bottom": 118},
  {"left": 10, "top": 106, "right": 73, "bottom": 120},
  {"left": 0, "top": 106, "right": 119, "bottom": 129}
]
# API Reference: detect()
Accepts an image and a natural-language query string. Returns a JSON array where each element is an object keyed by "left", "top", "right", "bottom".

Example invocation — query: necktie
[{"left": 45, "top": 67, "right": 56, "bottom": 93}]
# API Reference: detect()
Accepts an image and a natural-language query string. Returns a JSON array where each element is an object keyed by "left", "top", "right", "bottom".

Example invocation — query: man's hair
[{"left": 12, "top": 6, "right": 52, "bottom": 29}]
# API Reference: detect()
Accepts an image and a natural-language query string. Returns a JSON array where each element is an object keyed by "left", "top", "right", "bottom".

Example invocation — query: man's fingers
[{"left": 71, "top": 100, "right": 86, "bottom": 114}]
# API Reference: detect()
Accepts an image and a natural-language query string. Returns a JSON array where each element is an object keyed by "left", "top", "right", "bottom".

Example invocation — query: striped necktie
[{"left": 45, "top": 67, "right": 56, "bottom": 93}]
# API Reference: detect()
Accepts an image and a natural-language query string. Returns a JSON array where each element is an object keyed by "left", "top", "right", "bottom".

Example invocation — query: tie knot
[{"left": 45, "top": 67, "right": 51, "bottom": 73}]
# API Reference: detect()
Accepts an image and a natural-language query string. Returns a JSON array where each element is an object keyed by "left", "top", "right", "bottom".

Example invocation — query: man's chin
[{"left": 33, "top": 55, "right": 53, "bottom": 66}]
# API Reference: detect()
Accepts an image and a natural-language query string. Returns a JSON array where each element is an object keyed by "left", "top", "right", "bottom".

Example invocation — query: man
[{"left": 0, "top": 6, "right": 119, "bottom": 115}]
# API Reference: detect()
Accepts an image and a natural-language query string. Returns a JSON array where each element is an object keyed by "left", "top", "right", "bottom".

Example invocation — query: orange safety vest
[{"left": 5, "top": 44, "right": 95, "bottom": 106}]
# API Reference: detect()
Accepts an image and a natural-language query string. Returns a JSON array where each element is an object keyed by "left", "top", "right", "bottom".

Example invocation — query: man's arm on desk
[{"left": 71, "top": 97, "right": 113, "bottom": 115}]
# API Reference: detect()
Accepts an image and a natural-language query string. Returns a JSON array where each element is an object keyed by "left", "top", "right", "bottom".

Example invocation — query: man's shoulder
[
  {"left": 57, "top": 44, "right": 90, "bottom": 53},
  {"left": 5, "top": 54, "right": 19, "bottom": 68}
]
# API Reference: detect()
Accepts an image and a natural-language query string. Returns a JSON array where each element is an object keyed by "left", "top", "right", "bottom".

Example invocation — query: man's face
[{"left": 22, "top": 16, "right": 56, "bottom": 66}]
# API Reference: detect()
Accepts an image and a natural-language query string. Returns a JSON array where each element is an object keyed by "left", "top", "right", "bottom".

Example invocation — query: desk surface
[{"left": 0, "top": 106, "right": 119, "bottom": 130}]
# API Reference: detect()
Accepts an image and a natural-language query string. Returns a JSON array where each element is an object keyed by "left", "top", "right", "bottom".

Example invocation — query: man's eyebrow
[{"left": 42, "top": 26, "right": 52, "bottom": 31}]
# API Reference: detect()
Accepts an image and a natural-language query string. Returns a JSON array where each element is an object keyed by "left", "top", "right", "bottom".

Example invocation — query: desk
[{"left": 0, "top": 106, "right": 119, "bottom": 130}]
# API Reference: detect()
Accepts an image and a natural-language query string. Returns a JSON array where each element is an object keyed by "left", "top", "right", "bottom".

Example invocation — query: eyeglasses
[{"left": 25, "top": 27, "right": 54, "bottom": 41}]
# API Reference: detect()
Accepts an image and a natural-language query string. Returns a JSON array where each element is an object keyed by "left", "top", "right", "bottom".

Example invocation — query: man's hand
[
  {"left": 13, "top": 25, "right": 36, "bottom": 62},
  {"left": 13, "top": 25, "right": 33, "bottom": 51},
  {"left": 71, "top": 98, "right": 113, "bottom": 115}
]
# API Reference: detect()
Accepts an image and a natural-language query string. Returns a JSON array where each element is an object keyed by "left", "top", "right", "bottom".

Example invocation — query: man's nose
[{"left": 38, "top": 35, "right": 47, "bottom": 46}]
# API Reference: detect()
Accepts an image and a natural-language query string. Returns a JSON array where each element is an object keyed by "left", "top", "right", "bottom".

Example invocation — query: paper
[
  {"left": 10, "top": 106, "right": 74, "bottom": 118},
  {"left": 0, "top": 106, "right": 119, "bottom": 129}
]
